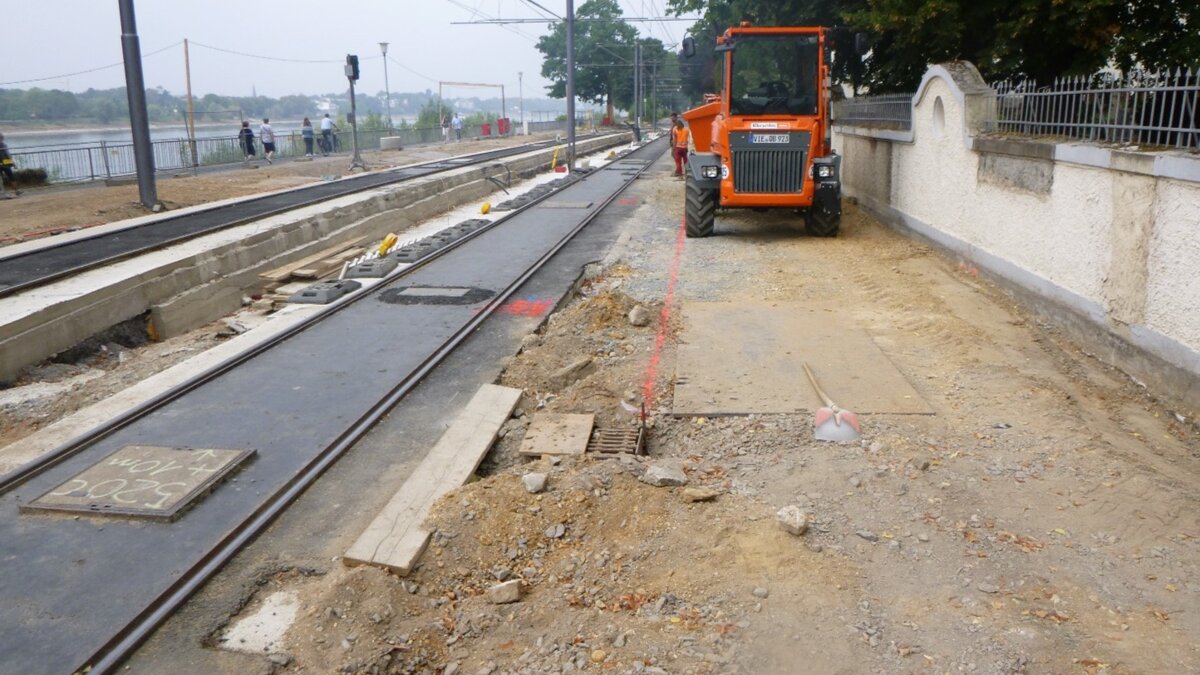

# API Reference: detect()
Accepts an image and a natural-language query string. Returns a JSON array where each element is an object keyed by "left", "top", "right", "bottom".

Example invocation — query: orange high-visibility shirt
[{"left": 673, "top": 125, "right": 690, "bottom": 149}]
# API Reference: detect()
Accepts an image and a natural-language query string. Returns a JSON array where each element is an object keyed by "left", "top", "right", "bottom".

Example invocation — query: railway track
[
  {"left": 0, "top": 135, "right": 601, "bottom": 299},
  {"left": 0, "top": 135, "right": 665, "bottom": 674}
]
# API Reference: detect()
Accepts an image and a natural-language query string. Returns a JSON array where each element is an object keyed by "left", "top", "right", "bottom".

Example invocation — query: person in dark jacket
[
  {"left": 301, "top": 117, "right": 315, "bottom": 157},
  {"left": 238, "top": 121, "right": 256, "bottom": 160}
]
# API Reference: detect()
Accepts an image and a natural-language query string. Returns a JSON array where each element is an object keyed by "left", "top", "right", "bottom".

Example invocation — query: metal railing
[
  {"left": 832, "top": 94, "right": 914, "bottom": 130},
  {"left": 988, "top": 69, "right": 1199, "bottom": 149},
  {"left": 7, "top": 120, "right": 571, "bottom": 185}
]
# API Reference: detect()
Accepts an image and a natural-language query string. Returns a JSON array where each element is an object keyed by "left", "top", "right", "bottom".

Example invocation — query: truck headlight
[
  {"left": 701, "top": 165, "right": 720, "bottom": 179},
  {"left": 815, "top": 164, "right": 835, "bottom": 179}
]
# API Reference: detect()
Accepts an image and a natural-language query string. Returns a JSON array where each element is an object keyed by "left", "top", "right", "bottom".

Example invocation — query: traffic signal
[{"left": 345, "top": 54, "right": 360, "bottom": 81}]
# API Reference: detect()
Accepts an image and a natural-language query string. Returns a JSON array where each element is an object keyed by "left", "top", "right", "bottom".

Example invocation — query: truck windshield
[{"left": 729, "top": 35, "right": 820, "bottom": 116}]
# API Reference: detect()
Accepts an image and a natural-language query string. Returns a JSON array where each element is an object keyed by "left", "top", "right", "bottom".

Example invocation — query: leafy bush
[{"left": 4, "top": 167, "right": 48, "bottom": 187}]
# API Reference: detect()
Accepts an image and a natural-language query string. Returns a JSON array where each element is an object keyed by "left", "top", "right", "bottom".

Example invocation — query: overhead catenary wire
[{"left": 0, "top": 40, "right": 183, "bottom": 87}]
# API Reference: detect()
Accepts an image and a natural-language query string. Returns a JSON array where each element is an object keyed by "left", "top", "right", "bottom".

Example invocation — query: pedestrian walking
[
  {"left": 301, "top": 117, "right": 315, "bottom": 157},
  {"left": 451, "top": 112, "right": 463, "bottom": 142},
  {"left": 238, "top": 121, "right": 256, "bottom": 161},
  {"left": 0, "top": 133, "right": 18, "bottom": 198},
  {"left": 259, "top": 118, "right": 276, "bottom": 164},
  {"left": 320, "top": 114, "right": 336, "bottom": 155},
  {"left": 441, "top": 114, "right": 449, "bottom": 143},
  {"left": 672, "top": 119, "right": 690, "bottom": 177}
]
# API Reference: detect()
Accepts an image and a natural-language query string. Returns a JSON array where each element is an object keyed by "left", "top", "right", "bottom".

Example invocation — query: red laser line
[{"left": 642, "top": 213, "right": 687, "bottom": 407}]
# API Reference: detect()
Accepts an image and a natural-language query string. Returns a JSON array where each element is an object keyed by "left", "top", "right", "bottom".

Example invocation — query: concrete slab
[
  {"left": 672, "top": 302, "right": 934, "bottom": 416},
  {"left": 22, "top": 444, "right": 253, "bottom": 520},
  {"left": 519, "top": 413, "right": 595, "bottom": 456}
]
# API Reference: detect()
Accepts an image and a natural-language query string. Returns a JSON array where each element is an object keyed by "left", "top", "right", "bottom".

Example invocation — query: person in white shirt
[
  {"left": 259, "top": 118, "right": 276, "bottom": 164},
  {"left": 451, "top": 113, "right": 463, "bottom": 142},
  {"left": 320, "top": 114, "right": 336, "bottom": 155}
]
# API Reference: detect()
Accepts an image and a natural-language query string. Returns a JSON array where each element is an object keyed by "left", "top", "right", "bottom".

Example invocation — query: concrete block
[
  {"left": 380, "top": 137, "right": 404, "bottom": 151},
  {"left": 345, "top": 258, "right": 400, "bottom": 279},
  {"left": 288, "top": 279, "right": 362, "bottom": 304},
  {"left": 977, "top": 153, "right": 1053, "bottom": 195},
  {"left": 150, "top": 285, "right": 243, "bottom": 339}
]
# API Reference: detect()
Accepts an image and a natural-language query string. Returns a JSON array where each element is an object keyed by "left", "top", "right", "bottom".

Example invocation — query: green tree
[
  {"left": 669, "top": 0, "right": 1200, "bottom": 91},
  {"left": 536, "top": 0, "right": 639, "bottom": 120}
]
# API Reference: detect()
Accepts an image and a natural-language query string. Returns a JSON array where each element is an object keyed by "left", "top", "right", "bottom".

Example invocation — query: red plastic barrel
[
  {"left": 497, "top": 118, "right": 511, "bottom": 135},
  {"left": 480, "top": 123, "right": 492, "bottom": 136}
]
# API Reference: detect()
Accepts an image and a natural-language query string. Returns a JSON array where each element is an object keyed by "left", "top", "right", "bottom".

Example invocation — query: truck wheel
[
  {"left": 806, "top": 209, "right": 840, "bottom": 237},
  {"left": 685, "top": 172, "right": 715, "bottom": 238}
]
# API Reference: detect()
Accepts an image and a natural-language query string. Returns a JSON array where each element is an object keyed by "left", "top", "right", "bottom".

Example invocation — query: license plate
[{"left": 750, "top": 133, "right": 789, "bottom": 144}]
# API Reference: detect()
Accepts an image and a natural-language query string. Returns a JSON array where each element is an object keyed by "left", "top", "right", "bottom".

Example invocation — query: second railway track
[{"left": 0, "top": 135, "right": 598, "bottom": 299}]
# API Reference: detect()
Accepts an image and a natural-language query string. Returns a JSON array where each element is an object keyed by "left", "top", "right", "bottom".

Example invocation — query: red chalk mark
[
  {"left": 500, "top": 297, "right": 555, "bottom": 317},
  {"left": 617, "top": 197, "right": 640, "bottom": 205},
  {"left": 641, "top": 213, "right": 687, "bottom": 407}
]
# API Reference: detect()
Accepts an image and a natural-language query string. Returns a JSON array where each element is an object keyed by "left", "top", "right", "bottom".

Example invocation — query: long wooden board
[
  {"left": 343, "top": 384, "right": 522, "bottom": 575},
  {"left": 258, "top": 237, "right": 367, "bottom": 282},
  {"left": 291, "top": 247, "right": 365, "bottom": 279}
]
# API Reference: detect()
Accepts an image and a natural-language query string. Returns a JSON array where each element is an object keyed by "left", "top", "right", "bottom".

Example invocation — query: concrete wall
[
  {"left": 0, "top": 134, "right": 630, "bottom": 382},
  {"left": 833, "top": 63, "right": 1200, "bottom": 413}
]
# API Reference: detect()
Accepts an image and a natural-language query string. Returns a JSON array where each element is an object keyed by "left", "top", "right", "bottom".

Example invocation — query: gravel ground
[
  {"left": 5, "top": 146, "right": 1198, "bottom": 674},
  {"left": 252, "top": 155, "right": 1200, "bottom": 674}
]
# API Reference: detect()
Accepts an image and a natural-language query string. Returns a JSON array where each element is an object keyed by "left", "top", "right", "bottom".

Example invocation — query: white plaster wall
[
  {"left": 834, "top": 64, "right": 1200, "bottom": 387},
  {"left": 891, "top": 76, "right": 1113, "bottom": 304},
  {"left": 1145, "top": 179, "right": 1200, "bottom": 347}
]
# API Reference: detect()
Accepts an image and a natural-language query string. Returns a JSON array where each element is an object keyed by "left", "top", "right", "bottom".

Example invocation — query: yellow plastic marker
[
  {"left": 377, "top": 233, "right": 398, "bottom": 256},
  {"left": 550, "top": 146, "right": 561, "bottom": 170},
  {"left": 481, "top": 202, "right": 492, "bottom": 214}
]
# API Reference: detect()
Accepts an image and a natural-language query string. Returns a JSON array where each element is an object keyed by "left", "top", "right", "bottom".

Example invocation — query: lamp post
[
  {"left": 379, "top": 42, "right": 392, "bottom": 132},
  {"left": 518, "top": 71, "right": 524, "bottom": 132}
]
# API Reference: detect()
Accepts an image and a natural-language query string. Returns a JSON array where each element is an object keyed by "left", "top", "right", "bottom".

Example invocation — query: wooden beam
[
  {"left": 343, "top": 384, "right": 523, "bottom": 575},
  {"left": 257, "top": 237, "right": 367, "bottom": 282}
]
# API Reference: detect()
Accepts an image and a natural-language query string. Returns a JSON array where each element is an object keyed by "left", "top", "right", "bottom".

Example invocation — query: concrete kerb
[{"left": 0, "top": 133, "right": 628, "bottom": 382}]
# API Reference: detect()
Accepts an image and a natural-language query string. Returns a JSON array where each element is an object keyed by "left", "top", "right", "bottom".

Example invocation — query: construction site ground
[{"left": 3, "top": 146, "right": 1200, "bottom": 675}]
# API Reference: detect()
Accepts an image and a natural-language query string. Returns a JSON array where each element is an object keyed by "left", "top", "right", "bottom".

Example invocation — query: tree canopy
[
  {"left": 667, "top": 0, "right": 1200, "bottom": 93},
  {"left": 536, "top": 0, "right": 673, "bottom": 120}
]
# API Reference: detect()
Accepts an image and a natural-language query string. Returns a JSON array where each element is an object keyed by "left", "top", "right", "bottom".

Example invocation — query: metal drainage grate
[{"left": 587, "top": 427, "right": 645, "bottom": 456}]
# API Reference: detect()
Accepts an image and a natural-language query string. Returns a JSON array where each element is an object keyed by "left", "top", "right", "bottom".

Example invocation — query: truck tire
[
  {"left": 806, "top": 209, "right": 840, "bottom": 237},
  {"left": 685, "top": 172, "right": 715, "bottom": 238}
]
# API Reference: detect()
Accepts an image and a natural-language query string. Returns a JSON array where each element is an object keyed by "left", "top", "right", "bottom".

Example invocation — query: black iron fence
[
  {"left": 832, "top": 94, "right": 914, "bottom": 130},
  {"left": 988, "top": 69, "right": 1199, "bottom": 149},
  {"left": 833, "top": 68, "right": 1199, "bottom": 150}
]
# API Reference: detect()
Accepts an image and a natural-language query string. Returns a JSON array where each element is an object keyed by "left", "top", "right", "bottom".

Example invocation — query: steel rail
[
  {"left": 15, "top": 137, "right": 661, "bottom": 674},
  {"left": 0, "top": 135, "right": 604, "bottom": 299}
]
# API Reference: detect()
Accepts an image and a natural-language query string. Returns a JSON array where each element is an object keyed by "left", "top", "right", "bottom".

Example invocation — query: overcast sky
[{"left": 3, "top": 1, "right": 696, "bottom": 101}]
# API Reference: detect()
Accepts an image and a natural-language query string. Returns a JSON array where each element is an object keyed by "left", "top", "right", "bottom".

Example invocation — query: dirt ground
[{"left": 5, "top": 148, "right": 1200, "bottom": 674}]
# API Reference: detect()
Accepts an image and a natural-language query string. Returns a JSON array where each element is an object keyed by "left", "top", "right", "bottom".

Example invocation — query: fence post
[
  {"left": 101, "top": 141, "right": 112, "bottom": 180},
  {"left": 88, "top": 147, "right": 96, "bottom": 182}
]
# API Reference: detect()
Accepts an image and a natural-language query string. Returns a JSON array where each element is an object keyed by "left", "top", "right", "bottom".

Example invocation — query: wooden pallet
[{"left": 258, "top": 237, "right": 367, "bottom": 283}]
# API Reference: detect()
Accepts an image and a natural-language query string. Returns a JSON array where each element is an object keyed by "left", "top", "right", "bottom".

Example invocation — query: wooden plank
[
  {"left": 291, "top": 247, "right": 365, "bottom": 279},
  {"left": 343, "top": 384, "right": 523, "bottom": 575},
  {"left": 257, "top": 237, "right": 367, "bottom": 282},
  {"left": 518, "top": 413, "right": 593, "bottom": 456}
]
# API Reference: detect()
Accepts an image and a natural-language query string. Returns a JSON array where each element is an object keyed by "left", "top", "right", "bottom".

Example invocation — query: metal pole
[
  {"left": 118, "top": 0, "right": 158, "bottom": 209},
  {"left": 633, "top": 42, "right": 641, "bottom": 128},
  {"left": 651, "top": 62, "right": 657, "bottom": 130},
  {"left": 518, "top": 71, "right": 525, "bottom": 129},
  {"left": 348, "top": 77, "right": 365, "bottom": 170},
  {"left": 184, "top": 38, "right": 198, "bottom": 170},
  {"left": 501, "top": 85, "right": 506, "bottom": 133},
  {"left": 379, "top": 42, "right": 392, "bottom": 132},
  {"left": 566, "top": 0, "right": 576, "bottom": 167}
]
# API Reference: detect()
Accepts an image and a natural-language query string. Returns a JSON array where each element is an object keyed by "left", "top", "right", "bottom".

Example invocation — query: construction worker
[{"left": 672, "top": 118, "right": 690, "bottom": 177}]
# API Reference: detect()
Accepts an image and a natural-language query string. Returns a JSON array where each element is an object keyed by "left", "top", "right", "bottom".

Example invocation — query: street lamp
[
  {"left": 379, "top": 42, "right": 392, "bottom": 132},
  {"left": 518, "top": 71, "right": 525, "bottom": 134}
]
